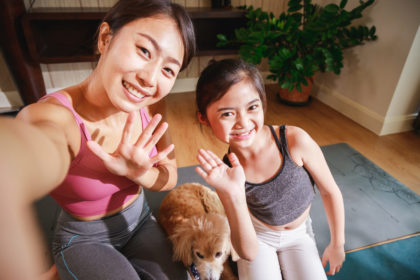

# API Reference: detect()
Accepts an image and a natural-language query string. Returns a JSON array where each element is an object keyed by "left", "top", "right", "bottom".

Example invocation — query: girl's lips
[{"left": 231, "top": 129, "right": 255, "bottom": 140}]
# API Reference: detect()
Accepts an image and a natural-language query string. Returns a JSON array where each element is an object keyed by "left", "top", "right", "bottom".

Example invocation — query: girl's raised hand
[
  {"left": 195, "top": 149, "right": 246, "bottom": 196},
  {"left": 87, "top": 112, "right": 174, "bottom": 183}
]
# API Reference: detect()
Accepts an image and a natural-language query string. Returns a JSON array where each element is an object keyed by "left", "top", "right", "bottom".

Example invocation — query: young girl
[
  {"left": 0, "top": 0, "right": 195, "bottom": 279},
  {"left": 195, "top": 59, "right": 345, "bottom": 279}
]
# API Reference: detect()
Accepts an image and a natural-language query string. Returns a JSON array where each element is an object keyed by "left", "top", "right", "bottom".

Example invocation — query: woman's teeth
[{"left": 123, "top": 81, "right": 144, "bottom": 99}]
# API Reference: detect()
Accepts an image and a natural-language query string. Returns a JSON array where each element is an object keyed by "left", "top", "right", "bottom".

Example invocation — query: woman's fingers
[
  {"left": 148, "top": 143, "right": 174, "bottom": 164},
  {"left": 121, "top": 111, "right": 137, "bottom": 145},
  {"left": 143, "top": 121, "right": 169, "bottom": 151},
  {"left": 87, "top": 140, "right": 113, "bottom": 162},
  {"left": 135, "top": 114, "right": 162, "bottom": 148}
]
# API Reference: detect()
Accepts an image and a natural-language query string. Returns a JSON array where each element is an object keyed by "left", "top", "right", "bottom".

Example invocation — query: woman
[{"left": 0, "top": 0, "right": 195, "bottom": 279}]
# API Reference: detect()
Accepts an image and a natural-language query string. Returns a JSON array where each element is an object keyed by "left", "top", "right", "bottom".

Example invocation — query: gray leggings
[{"left": 52, "top": 191, "right": 188, "bottom": 280}]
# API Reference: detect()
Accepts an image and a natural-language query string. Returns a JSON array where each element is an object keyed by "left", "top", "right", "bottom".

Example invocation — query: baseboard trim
[
  {"left": 380, "top": 113, "right": 417, "bottom": 135},
  {"left": 313, "top": 84, "right": 415, "bottom": 135}
]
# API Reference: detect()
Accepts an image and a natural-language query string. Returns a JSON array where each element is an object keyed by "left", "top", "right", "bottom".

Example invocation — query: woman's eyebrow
[{"left": 137, "top": 32, "right": 181, "bottom": 67}]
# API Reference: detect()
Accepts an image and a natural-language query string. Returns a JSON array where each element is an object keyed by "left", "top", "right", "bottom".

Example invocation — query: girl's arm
[
  {"left": 287, "top": 126, "right": 345, "bottom": 276},
  {"left": 196, "top": 149, "right": 258, "bottom": 261},
  {"left": 0, "top": 102, "right": 79, "bottom": 279},
  {"left": 87, "top": 99, "right": 178, "bottom": 192}
]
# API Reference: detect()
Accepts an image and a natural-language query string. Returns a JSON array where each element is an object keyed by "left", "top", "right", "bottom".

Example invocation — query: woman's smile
[{"left": 122, "top": 80, "right": 150, "bottom": 102}]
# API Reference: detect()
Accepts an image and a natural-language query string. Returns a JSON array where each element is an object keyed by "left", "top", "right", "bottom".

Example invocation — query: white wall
[
  {"left": 313, "top": 0, "right": 420, "bottom": 135},
  {"left": 381, "top": 26, "right": 420, "bottom": 135}
]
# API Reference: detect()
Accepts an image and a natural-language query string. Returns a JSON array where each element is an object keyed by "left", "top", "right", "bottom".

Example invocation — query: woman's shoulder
[
  {"left": 17, "top": 91, "right": 81, "bottom": 152},
  {"left": 20, "top": 91, "right": 75, "bottom": 122}
]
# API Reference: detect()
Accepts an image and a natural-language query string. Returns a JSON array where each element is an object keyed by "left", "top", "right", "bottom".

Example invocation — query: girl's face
[
  {"left": 98, "top": 15, "right": 184, "bottom": 112},
  {"left": 202, "top": 79, "right": 265, "bottom": 149}
]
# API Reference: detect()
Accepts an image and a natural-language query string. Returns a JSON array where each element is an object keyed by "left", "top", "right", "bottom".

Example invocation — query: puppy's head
[{"left": 170, "top": 213, "right": 232, "bottom": 280}]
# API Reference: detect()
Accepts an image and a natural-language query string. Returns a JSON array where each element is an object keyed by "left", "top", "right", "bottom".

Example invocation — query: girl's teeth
[
  {"left": 123, "top": 81, "right": 144, "bottom": 99},
  {"left": 235, "top": 130, "right": 251, "bottom": 136}
]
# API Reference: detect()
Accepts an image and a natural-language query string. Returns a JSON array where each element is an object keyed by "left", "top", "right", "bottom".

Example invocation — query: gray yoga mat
[
  {"left": 36, "top": 143, "right": 420, "bottom": 255},
  {"left": 148, "top": 143, "right": 420, "bottom": 254}
]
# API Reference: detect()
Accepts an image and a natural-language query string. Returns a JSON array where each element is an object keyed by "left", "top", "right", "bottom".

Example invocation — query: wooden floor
[{"left": 165, "top": 84, "right": 420, "bottom": 195}]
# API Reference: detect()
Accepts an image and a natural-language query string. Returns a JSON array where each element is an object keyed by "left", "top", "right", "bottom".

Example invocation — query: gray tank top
[{"left": 224, "top": 125, "right": 315, "bottom": 226}]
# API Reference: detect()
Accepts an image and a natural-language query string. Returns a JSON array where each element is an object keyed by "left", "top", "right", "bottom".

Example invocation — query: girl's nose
[{"left": 234, "top": 112, "right": 248, "bottom": 128}]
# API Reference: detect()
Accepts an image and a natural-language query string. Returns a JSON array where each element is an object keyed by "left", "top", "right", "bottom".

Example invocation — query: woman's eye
[
  {"left": 137, "top": 46, "right": 150, "bottom": 58},
  {"left": 196, "top": 252, "right": 204, "bottom": 259}
]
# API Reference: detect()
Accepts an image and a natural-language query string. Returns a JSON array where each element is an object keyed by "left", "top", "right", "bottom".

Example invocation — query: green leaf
[
  {"left": 295, "top": 60, "right": 304, "bottom": 71},
  {"left": 296, "top": 83, "right": 302, "bottom": 92},
  {"left": 339, "top": 0, "right": 348, "bottom": 9},
  {"left": 369, "top": 26, "right": 376, "bottom": 36},
  {"left": 288, "top": 4, "right": 303, "bottom": 13},
  {"left": 281, "top": 81, "right": 291, "bottom": 89},
  {"left": 324, "top": 4, "right": 339, "bottom": 14},
  {"left": 216, "top": 34, "right": 227, "bottom": 42}
]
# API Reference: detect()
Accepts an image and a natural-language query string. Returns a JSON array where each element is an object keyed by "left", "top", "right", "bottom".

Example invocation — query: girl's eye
[
  {"left": 163, "top": 67, "right": 175, "bottom": 77},
  {"left": 137, "top": 46, "right": 150, "bottom": 58},
  {"left": 221, "top": 112, "right": 233, "bottom": 118},
  {"left": 249, "top": 104, "right": 259, "bottom": 110}
]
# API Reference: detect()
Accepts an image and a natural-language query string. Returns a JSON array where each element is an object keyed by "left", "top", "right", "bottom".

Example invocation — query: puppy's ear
[{"left": 170, "top": 222, "right": 194, "bottom": 267}]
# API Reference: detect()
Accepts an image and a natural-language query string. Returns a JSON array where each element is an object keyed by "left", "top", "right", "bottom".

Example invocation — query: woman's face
[{"left": 98, "top": 15, "right": 184, "bottom": 112}]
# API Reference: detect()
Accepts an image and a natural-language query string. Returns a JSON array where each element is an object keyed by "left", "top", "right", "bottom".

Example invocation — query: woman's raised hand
[
  {"left": 87, "top": 112, "right": 174, "bottom": 183},
  {"left": 195, "top": 149, "right": 246, "bottom": 196}
]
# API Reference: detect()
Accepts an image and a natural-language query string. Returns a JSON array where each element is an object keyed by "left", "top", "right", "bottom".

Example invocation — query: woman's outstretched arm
[{"left": 0, "top": 103, "right": 77, "bottom": 279}]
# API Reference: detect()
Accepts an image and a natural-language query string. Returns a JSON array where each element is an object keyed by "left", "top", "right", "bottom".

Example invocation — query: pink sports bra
[{"left": 40, "top": 92, "right": 158, "bottom": 217}]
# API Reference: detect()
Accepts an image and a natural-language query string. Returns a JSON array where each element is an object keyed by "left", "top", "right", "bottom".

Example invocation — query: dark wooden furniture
[{"left": 0, "top": 1, "right": 246, "bottom": 105}]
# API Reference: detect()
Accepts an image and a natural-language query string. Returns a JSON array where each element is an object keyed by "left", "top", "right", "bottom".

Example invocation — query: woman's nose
[{"left": 137, "top": 62, "right": 159, "bottom": 89}]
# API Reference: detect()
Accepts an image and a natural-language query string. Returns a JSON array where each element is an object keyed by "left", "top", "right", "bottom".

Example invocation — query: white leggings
[{"left": 238, "top": 215, "right": 327, "bottom": 280}]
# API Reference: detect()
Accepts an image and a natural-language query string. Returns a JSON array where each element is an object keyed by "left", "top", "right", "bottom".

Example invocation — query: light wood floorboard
[{"left": 165, "top": 84, "right": 420, "bottom": 195}]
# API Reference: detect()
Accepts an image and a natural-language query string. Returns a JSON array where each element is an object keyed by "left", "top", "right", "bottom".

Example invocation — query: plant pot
[{"left": 277, "top": 77, "right": 313, "bottom": 106}]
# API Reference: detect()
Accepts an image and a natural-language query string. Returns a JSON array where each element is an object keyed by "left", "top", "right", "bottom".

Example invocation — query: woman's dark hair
[
  {"left": 196, "top": 58, "right": 267, "bottom": 119},
  {"left": 102, "top": 0, "right": 196, "bottom": 71}
]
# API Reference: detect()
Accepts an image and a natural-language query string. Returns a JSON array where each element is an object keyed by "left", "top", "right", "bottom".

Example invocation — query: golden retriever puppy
[{"left": 158, "top": 183, "right": 238, "bottom": 280}]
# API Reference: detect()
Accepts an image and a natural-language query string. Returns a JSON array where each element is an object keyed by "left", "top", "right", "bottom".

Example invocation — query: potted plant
[{"left": 217, "top": 0, "right": 377, "bottom": 106}]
